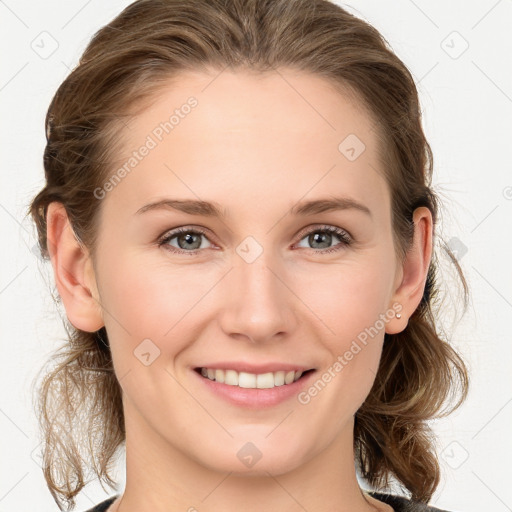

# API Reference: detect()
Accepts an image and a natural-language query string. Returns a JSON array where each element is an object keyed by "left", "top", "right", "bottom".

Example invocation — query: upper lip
[{"left": 194, "top": 362, "right": 315, "bottom": 374}]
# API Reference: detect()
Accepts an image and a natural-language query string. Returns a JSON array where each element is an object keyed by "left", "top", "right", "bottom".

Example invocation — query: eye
[
  {"left": 158, "top": 226, "right": 213, "bottom": 255},
  {"left": 294, "top": 225, "right": 352, "bottom": 254},
  {"left": 157, "top": 224, "right": 352, "bottom": 255}
]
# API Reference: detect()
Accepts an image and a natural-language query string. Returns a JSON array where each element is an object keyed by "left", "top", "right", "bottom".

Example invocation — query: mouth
[{"left": 194, "top": 367, "right": 316, "bottom": 390}]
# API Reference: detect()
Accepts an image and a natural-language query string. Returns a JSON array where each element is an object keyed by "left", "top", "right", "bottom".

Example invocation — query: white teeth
[
  {"left": 215, "top": 369, "right": 225, "bottom": 383},
  {"left": 274, "top": 371, "right": 285, "bottom": 386},
  {"left": 225, "top": 369, "right": 238, "bottom": 385},
  {"left": 199, "top": 368, "right": 307, "bottom": 389},
  {"left": 239, "top": 372, "right": 257, "bottom": 388},
  {"left": 285, "top": 370, "right": 295, "bottom": 384}
]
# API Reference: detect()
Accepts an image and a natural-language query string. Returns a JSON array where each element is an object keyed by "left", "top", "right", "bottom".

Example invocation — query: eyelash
[{"left": 157, "top": 225, "right": 352, "bottom": 256}]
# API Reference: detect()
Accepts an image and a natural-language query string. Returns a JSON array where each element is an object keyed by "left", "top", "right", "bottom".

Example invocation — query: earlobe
[
  {"left": 46, "top": 202, "right": 104, "bottom": 332},
  {"left": 385, "top": 206, "right": 433, "bottom": 335}
]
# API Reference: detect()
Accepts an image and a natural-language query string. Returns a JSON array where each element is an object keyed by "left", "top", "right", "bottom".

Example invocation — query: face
[{"left": 90, "top": 68, "right": 403, "bottom": 475}]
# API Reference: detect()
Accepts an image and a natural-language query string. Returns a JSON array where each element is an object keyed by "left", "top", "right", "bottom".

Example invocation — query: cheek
[
  {"left": 297, "top": 257, "right": 394, "bottom": 338},
  {"left": 97, "top": 252, "right": 221, "bottom": 371},
  {"left": 296, "top": 256, "right": 393, "bottom": 404},
  {"left": 99, "top": 246, "right": 189, "bottom": 325},
  {"left": 94, "top": 253, "right": 178, "bottom": 362},
  {"left": 96, "top": 258, "right": 198, "bottom": 412}
]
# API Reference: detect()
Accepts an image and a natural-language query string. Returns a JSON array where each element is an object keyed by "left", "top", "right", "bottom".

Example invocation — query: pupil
[
  {"left": 311, "top": 232, "right": 330, "bottom": 249},
  {"left": 180, "top": 233, "right": 200, "bottom": 249}
]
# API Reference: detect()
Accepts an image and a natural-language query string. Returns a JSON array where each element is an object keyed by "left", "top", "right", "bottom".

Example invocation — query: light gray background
[{"left": 1, "top": 1, "right": 511, "bottom": 511}]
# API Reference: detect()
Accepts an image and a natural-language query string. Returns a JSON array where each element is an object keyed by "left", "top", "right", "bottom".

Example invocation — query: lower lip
[{"left": 193, "top": 369, "right": 316, "bottom": 409}]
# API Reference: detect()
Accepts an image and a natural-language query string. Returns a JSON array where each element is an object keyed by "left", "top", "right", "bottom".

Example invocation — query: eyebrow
[{"left": 135, "top": 196, "right": 372, "bottom": 218}]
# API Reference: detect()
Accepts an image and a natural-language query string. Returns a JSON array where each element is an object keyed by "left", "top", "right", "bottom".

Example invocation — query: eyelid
[
  {"left": 295, "top": 223, "right": 352, "bottom": 243},
  {"left": 157, "top": 225, "right": 215, "bottom": 246}
]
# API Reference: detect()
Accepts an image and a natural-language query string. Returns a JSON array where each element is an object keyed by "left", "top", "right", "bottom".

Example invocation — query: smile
[
  {"left": 196, "top": 367, "right": 312, "bottom": 389},
  {"left": 193, "top": 366, "right": 317, "bottom": 408}
]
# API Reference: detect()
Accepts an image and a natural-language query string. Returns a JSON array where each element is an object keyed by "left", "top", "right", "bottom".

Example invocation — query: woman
[{"left": 28, "top": 0, "right": 469, "bottom": 511}]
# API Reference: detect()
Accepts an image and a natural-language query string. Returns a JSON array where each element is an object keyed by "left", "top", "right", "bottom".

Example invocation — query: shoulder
[
  {"left": 82, "top": 495, "right": 119, "bottom": 512},
  {"left": 367, "top": 491, "right": 456, "bottom": 512}
]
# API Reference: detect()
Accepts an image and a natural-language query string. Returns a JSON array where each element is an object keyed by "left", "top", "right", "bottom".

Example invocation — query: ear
[
  {"left": 46, "top": 202, "right": 104, "bottom": 332},
  {"left": 386, "top": 206, "right": 433, "bottom": 334}
]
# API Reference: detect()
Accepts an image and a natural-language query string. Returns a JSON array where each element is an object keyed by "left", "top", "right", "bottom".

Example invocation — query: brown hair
[{"left": 27, "top": 0, "right": 469, "bottom": 510}]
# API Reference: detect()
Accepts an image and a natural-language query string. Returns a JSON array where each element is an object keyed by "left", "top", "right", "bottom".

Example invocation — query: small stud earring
[{"left": 396, "top": 312, "right": 402, "bottom": 319}]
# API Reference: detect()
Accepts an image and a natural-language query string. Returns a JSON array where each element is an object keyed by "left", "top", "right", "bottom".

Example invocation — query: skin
[{"left": 46, "top": 68, "right": 432, "bottom": 512}]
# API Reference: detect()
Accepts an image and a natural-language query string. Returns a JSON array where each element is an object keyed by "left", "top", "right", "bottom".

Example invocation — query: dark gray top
[{"left": 83, "top": 491, "right": 455, "bottom": 511}]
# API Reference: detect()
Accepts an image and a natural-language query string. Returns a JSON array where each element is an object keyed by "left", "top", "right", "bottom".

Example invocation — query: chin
[{"left": 192, "top": 436, "right": 308, "bottom": 476}]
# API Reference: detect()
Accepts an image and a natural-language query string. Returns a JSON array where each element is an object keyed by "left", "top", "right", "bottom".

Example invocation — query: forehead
[
  {"left": 102, "top": 68, "right": 388, "bottom": 219},
  {"left": 120, "top": 68, "right": 377, "bottom": 149}
]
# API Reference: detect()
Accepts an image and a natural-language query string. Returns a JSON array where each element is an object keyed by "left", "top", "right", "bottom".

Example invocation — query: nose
[{"left": 217, "top": 248, "right": 298, "bottom": 345}]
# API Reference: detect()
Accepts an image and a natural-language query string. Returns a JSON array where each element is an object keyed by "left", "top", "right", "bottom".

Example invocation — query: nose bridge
[{"left": 218, "top": 239, "right": 295, "bottom": 342}]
